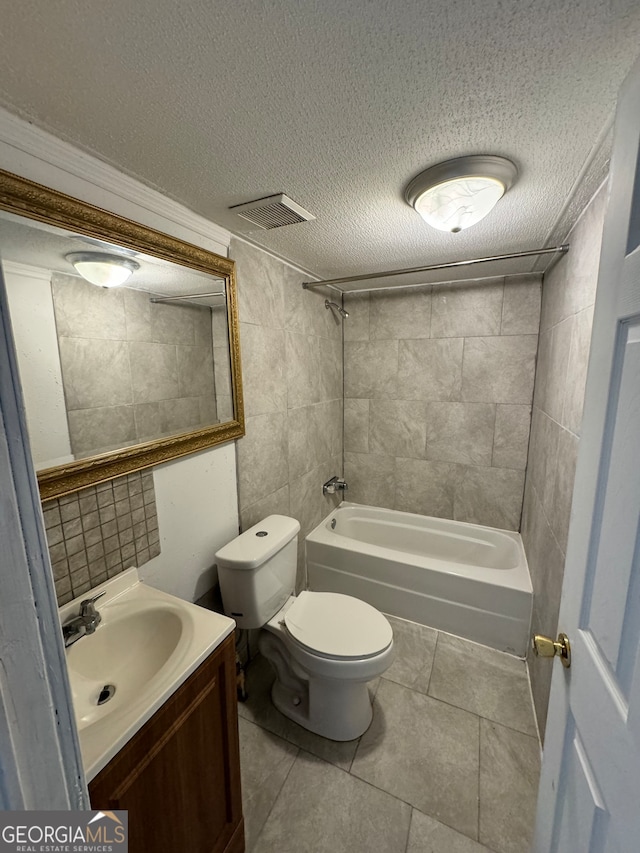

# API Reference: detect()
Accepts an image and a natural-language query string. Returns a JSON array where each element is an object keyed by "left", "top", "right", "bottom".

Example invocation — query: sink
[
  {"left": 59, "top": 568, "right": 235, "bottom": 780},
  {"left": 67, "top": 604, "right": 185, "bottom": 730}
]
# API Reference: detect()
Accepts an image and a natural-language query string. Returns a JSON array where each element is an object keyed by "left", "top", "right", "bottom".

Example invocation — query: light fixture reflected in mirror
[
  {"left": 65, "top": 252, "right": 140, "bottom": 287},
  {"left": 405, "top": 155, "right": 517, "bottom": 233}
]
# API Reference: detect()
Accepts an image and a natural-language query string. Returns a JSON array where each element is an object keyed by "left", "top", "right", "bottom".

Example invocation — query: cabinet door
[{"left": 89, "top": 634, "right": 243, "bottom": 853}]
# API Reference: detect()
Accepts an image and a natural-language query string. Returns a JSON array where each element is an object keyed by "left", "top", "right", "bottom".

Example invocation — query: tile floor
[{"left": 237, "top": 616, "right": 541, "bottom": 853}]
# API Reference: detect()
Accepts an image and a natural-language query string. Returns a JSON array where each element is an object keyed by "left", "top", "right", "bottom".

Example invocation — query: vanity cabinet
[{"left": 89, "top": 633, "right": 244, "bottom": 853}]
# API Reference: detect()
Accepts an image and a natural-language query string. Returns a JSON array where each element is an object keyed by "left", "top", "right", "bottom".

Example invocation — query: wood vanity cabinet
[{"left": 89, "top": 633, "right": 244, "bottom": 853}]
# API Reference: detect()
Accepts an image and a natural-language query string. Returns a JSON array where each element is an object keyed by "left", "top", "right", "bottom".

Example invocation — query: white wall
[
  {"left": 3, "top": 260, "right": 73, "bottom": 468},
  {"left": 139, "top": 444, "right": 239, "bottom": 600},
  {"left": 0, "top": 108, "right": 239, "bottom": 603}
]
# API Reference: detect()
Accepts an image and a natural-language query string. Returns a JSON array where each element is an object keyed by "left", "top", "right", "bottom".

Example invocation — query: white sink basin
[{"left": 59, "top": 568, "right": 235, "bottom": 780}]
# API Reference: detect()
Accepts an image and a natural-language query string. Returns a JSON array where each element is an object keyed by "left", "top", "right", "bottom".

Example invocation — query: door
[{"left": 533, "top": 55, "right": 640, "bottom": 852}]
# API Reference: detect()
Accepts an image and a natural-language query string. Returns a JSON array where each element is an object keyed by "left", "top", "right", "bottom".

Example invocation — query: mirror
[{"left": 0, "top": 169, "right": 244, "bottom": 501}]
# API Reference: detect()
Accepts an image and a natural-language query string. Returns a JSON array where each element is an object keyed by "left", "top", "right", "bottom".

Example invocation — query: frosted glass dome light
[
  {"left": 405, "top": 156, "right": 517, "bottom": 234},
  {"left": 66, "top": 252, "right": 139, "bottom": 287}
]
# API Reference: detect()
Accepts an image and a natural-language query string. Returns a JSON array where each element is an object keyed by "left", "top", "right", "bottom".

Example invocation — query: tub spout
[{"left": 323, "top": 476, "right": 348, "bottom": 495}]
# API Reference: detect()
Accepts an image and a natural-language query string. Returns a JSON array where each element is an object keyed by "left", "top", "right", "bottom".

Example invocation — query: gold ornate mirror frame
[{"left": 0, "top": 169, "right": 244, "bottom": 501}]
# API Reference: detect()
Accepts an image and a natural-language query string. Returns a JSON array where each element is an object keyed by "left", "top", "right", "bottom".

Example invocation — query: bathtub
[{"left": 305, "top": 502, "right": 532, "bottom": 657}]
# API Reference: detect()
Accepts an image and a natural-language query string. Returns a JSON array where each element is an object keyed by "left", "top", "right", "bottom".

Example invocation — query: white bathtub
[{"left": 305, "top": 502, "right": 532, "bottom": 657}]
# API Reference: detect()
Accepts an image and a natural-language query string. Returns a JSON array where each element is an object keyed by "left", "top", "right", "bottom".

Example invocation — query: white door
[{"left": 533, "top": 56, "right": 640, "bottom": 852}]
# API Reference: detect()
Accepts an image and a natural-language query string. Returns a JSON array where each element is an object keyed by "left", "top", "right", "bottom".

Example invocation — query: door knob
[{"left": 532, "top": 632, "right": 571, "bottom": 668}]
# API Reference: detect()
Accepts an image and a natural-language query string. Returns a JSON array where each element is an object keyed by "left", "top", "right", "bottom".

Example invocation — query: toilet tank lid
[{"left": 215, "top": 515, "right": 301, "bottom": 569}]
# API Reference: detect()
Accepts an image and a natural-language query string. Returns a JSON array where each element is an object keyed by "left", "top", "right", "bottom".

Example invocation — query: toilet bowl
[{"left": 215, "top": 515, "right": 394, "bottom": 741}]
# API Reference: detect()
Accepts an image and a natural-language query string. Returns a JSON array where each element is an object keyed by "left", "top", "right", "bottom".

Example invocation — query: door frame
[{"left": 0, "top": 259, "right": 87, "bottom": 808}]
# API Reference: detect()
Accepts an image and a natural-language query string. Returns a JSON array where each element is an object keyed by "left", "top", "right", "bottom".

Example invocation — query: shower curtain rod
[
  {"left": 150, "top": 291, "right": 226, "bottom": 303},
  {"left": 301, "top": 244, "right": 569, "bottom": 293}
]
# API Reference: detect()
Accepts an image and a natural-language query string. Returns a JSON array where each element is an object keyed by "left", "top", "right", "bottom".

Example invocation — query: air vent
[{"left": 229, "top": 194, "right": 315, "bottom": 230}]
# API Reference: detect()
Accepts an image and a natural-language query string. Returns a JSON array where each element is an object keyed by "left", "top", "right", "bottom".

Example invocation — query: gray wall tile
[
  {"left": 286, "top": 332, "right": 321, "bottom": 407},
  {"left": 454, "top": 466, "right": 525, "bottom": 530},
  {"left": 311, "top": 399, "right": 343, "bottom": 468},
  {"left": 237, "top": 412, "right": 289, "bottom": 508},
  {"left": 43, "top": 471, "right": 161, "bottom": 606},
  {"left": 51, "top": 276, "right": 222, "bottom": 457},
  {"left": 240, "top": 486, "right": 290, "bottom": 532},
  {"left": 318, "top": 337, "right": 343, "bottom": 401},
  {"left": 234, "top": 240, "right": 285, "bottom": 329},
  {"left": 492, "top": 404, "right": 531, "bottom": 470},
  {"left": 501, "top": 275, "right": 542, "bottom": 336},
  {"left": 343, "top": 292, "right": 370, "bottom": 342},
  {"left": 461, "top": 336, "right": 538, "bottom": 404},
  {"left": 426, "top": 402, "right": 495, "bottom": 466},
  {"left": 284, "top": 275, "right": 343, "bottom": 343},
  {"left": 549, "top": 427, "right": 579, "bottom": 555},
  {"left": 59, "top": 337, "right": 133, "bottom": 409},
  {"left": 562, "top": 305, "right": 594, "bottom": 435},
  {"left": 344, "top": 451, "right": 396, "bottom": 508},
  {"left": 213, "top": 345, "right": 232, "bottom": 397},
  {"left": 396, "top": 338, "right": 463, "bottom": 401},
  {"left": 151, "top": 301, "right": 196, "bottom": 346},
  {"left": 431, "top": 279, "right": 504, "bottom": 338},
  {"left": 370, "top": 400, "right": 427, "bottom": 459},
  {"left": 522, "top": 183, "right": 605, "bottom": 739},
  {"left": 67, "top": 406, "right": 137, "bottom": 455},
  {"left": 344, "top": 399, "right": 369, "bottom": 453},
  {"left": 286, "top": 406, "right": 315, "bottom": 481},
  {"left": 240, "top": 324, "right": 286, "bottom": 417},
  {"left": 527, "top": 409, "right": 561, "bottom": 527},
  {"left": 231, "top": 235, "right": 345, "bottom": 542},
  {"left": 52, "top": 273, "right": 127, "bottom": 340},
  {"left": 343, "top": 275, "right": 539, "bottom": 531},
  {"left": 540, "top": 318, "right": 573, "bottom": 422},
  {"left": 159, "top": 397, "right": 202, "bottom": 434},
  {"left": 134, "top": 402, "right": 162, "bottom": 442},
  {"left": 344, "top": 339, "right": 398, "bottom": 399},
  {"left": 129, "top": 341, "right": 180, "bottom": 403},
  {"left": 369, "top": 287, "right": 431, "bottom": 340},
  {"left": 394, "top": 458, "right": 458, "bottom": 519},
  {"left": 176, "top": 344, "right": 216, "bottom": 399}
]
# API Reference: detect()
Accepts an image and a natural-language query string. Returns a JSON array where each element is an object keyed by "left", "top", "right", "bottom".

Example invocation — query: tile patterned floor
[{"left": 238, "top": 615, "right": 541, "bottom": 853}]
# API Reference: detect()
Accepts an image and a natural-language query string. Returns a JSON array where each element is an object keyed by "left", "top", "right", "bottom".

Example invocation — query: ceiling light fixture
[
  {"left": 405, "top": 155, "right": 518, "bottom": 234},
  {"left": 65, "top": 252, "right": 140, "bottom": 288}
]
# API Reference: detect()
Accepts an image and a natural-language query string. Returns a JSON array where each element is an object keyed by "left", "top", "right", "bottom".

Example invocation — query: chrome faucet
[
  {"left": 62, "top": 592, "right": 106, "bottom": 647},
  {"left": 323, "top": 476, "right": 348, "bottom": 495}
]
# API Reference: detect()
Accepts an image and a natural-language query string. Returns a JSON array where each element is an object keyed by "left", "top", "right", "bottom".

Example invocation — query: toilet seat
[{"left": 283, "top": 590, "right": 393, "bottom": 661}]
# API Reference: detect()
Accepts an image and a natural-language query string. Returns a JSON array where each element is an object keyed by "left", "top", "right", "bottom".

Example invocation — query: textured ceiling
[{"left": 0, "top": 0, "right": 639, "bottom": 280}]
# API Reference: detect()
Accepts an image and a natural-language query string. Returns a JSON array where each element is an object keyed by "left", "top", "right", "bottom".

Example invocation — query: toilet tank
[{"left": 215, "top": 515, "right": 300, "bottom": 629}]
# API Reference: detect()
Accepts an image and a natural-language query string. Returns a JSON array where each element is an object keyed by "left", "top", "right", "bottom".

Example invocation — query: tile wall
[
  {"left": 212, "top": 303, "right": 234, "bottom": 421},
  {"left": 43, "top": 470, "right": 161, "bottom": 605},
  {"left": 522, "top": 184, "right": 606, "bottom": 737},
  {"left": 52, "top": 273, "right": 219, "bottom": 456},
  {"left": 231, "top": 238, "right": 343, "bottom": 588},
  {"left": 343, "top": 275, "right": 541, "bottom": 530}
]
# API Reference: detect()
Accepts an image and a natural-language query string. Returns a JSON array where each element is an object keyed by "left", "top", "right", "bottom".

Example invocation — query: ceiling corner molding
[
  {"left": 543, "top": 111, "right": 614, "bottom": 248},
  {"left": 0, "top": 107, "right": 231, "bottom": 252},
  {"left": 1, "top": 259, "right": 53, "bottom": 282}
]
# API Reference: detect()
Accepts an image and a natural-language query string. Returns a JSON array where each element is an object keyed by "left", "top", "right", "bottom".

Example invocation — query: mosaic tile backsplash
[{"left": 43, "top": 470, "right": 161, "bottom": 605}]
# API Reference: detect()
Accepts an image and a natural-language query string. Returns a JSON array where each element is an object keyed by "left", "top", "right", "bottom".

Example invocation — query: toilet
[{"left": 215, "top": 514, "right": 394, "bottom": 741}]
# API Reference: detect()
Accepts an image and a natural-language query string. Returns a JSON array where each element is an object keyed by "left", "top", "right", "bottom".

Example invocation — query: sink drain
[{"left": 97, "top": 684, "right": 116, "bottom": 705}]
